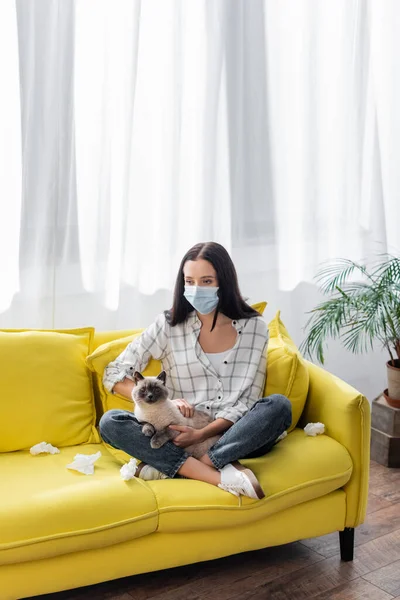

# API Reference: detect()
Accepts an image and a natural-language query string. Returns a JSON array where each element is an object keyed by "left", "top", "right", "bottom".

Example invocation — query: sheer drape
[
  {"left": 264, "top": 0, "right": 369, "bottom": 288},
  {"left": 74, "top": 0, "right": 232, "bottom": 308},
  {"left": 0, "top": 2, "right": 21, "bottom": 313},
  {"left": 12, "top": 0, "right": 76, "bottom": 327},
  {"left": 0, "top": 0, "right": 399, "bottom": 400},
  {"left": 362, "top": 1, "right": 400, "bottom": 249}
]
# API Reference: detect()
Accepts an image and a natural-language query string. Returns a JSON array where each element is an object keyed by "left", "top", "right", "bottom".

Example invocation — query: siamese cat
[{"left": 132, "top": 371, "right": 220, "bottom": 459}]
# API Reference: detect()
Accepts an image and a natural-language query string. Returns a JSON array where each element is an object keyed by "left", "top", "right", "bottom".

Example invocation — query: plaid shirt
[{"left": 103, "top": 312, "right": 269, "bottom": 423}]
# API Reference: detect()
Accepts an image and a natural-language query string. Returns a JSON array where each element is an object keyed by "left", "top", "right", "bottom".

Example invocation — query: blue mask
[{"left": 184, "top": 285, "right": 220, "bottom": 315}]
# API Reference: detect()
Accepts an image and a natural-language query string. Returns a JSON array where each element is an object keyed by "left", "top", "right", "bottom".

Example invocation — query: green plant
[{"left": 301, "top": 255, "right": 400, "bottom": 365}]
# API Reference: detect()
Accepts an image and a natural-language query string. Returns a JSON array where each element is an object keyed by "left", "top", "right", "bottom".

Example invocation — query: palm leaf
[
  {"left": 315, "top": 259, "right": 373, "bottom": 295},
  {"left": 342, "top": 304, "right": 383, "bottom": 354},
  {"left": 372, "top": 255, "right": 400, "bottom": 285},
  {"left": 302, "top": 253, "right": 400, "bottom": 364},
  {"left": 300, "top": 296, "right": 354, "bottom": 363}
]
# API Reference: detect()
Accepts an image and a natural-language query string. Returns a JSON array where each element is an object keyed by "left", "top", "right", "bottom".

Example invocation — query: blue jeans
[{"left": 99, "top": 394, "right": 292, "bottom": 478}]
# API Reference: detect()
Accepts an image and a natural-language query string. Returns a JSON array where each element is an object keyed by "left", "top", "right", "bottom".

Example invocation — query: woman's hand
[
  {"left": 169, "top": 425, "right": 203, "bottom": 447},
  {"left": 171, "top": 398, "right": 194, "bottom": 418}
]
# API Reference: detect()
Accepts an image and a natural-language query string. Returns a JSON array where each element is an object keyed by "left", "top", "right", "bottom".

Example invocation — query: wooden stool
[{"left": 370, "top": 394, "right": 400, "bottom": 468}]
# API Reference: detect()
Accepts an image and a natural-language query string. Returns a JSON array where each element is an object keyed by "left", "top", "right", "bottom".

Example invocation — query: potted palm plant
[{"left": 301, "top": 255, "right": 400, "bottom": 408}]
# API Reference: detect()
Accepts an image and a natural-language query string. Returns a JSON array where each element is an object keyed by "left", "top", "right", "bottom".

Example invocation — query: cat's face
[{"left": 132, "top": 371, "right": 169, "bottom": 405}]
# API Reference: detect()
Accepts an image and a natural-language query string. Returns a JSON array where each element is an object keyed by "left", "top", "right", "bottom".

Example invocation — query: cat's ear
[
  {"left": 134, "top": 371, "right": 144, "bottom": 383},
  {"left": 157, "top": 370, "right": 166, "bottom": 385}
]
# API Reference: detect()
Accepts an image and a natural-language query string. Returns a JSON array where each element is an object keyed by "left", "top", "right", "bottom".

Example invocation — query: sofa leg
[{"left": 339, "top": 527, "right": 354, "bottom": 561}]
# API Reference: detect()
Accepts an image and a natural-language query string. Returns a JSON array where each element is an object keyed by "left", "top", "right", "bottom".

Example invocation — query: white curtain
[
  {"left": 1, "top": 0, "right": 400, "bottom": 400},
  {"left": 362, "top": 1, "right": 400, "bottom": 249},
  {"left": 0, "top": 1, "right": 21, "bottom": 313},
  {"left": 74, "top": 0, "right": 231, "bottom": 308}
]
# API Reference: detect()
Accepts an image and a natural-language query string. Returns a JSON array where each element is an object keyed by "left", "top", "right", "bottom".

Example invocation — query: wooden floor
[{"left": 31, "top": 460, "right": 400, "bottom": 600}]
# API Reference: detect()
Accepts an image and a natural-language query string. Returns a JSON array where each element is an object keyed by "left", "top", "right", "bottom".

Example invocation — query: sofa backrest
[{"left": 93, "top": 330, "right": 138, "bottom": 350}]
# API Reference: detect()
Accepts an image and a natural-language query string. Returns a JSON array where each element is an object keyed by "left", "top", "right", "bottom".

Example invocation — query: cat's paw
[
  {"left": 142, "top": 423, "right": 155, "bottom": 437},
  {"left": 150, "top": 435, "right": 164, "bottom": 449}
]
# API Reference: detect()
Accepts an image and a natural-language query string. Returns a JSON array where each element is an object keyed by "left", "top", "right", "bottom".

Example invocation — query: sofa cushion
[
  {"left": 87, "top": 302, "right": 268, "bottom": 417},
  {"left": 265, "top": 312, "right": 309, "bottom": 431},
  {"left": 148, "top": 428, "right": 352, "bottom": 533},
  {"left": 0, "top": 444, "right": 158, "bottom": 565},
  {"left": 0, "top": 328, "right": 99, "bottom": 452},
  {"left": 92, "top": 329, "right": 143, "bottom": 351}
]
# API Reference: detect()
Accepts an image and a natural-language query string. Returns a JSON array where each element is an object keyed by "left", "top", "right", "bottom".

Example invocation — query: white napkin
[
  {"left": 66, "top": 451, "right": 102, "bottom": 475},
  {"left": 120, "top": 458, "right": 138, "bottom": 481},
  {"left": 30, "top": 442, "right": 60, "bottom": 455},
  {"left": 304, "top": 422, "right": 325, "bottom": 436}
]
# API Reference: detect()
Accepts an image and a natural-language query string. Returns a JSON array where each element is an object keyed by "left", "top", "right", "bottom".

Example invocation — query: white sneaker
[
  {"left": 136, "top": 463, "right": 169, "bottom": 480},
  {"left": 218, "top": 462, "right": 265, "bottom": 499}
]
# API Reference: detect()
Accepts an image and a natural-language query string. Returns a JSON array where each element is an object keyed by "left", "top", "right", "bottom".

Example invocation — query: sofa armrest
[{"left": 300, "top": 361, "right": 371, "bottom": 528}]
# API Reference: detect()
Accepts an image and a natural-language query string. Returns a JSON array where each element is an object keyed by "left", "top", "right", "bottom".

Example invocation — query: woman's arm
[
  {"left": 169, "top": 418, "right": 233, "bottom": 447},
  {"left": 103, "top": 312, "right": 168, "bottom": 394},
  {"left": 200, "top": 417, "right": 233, "bottom": 439},
  {"left": 112, "top": 378, "right": 135, "bottom": 399}
]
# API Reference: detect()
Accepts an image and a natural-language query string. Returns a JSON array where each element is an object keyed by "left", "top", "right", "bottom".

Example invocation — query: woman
[{"left": 99, "top": 242, "right": 291, "bottom": 499}]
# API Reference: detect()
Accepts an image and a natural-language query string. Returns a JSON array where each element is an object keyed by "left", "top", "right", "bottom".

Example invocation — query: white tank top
[{"left": 205, "top": 348, "right": 232, "bottom": 376}]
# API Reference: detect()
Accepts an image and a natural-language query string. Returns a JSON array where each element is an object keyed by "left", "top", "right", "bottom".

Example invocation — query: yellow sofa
[{"left": 0, "top": 322, "right": 370, "bottom": 600}]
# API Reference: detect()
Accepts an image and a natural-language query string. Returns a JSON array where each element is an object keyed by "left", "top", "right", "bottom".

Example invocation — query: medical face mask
[{"left": 184, "top": 285, "right": 220, "bottom": 315}]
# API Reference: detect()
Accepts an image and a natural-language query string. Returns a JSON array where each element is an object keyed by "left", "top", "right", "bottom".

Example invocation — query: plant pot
[
  {"left": 383, "top": 388, "right": 400, "bottom": 409},
  {"left": 387, "top": 359, "right": 400, "bottom": 401}
]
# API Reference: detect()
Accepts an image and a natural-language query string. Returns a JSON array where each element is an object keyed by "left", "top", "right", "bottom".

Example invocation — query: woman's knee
[
  {"left": 272, "top": 394, "right": 292, "bottom": 426},
  {"left": 99, "top": 409, "right": 125, "bottom": 438},
  {"left": 258, "top": 394, "right": 292, "bottom": 425}
]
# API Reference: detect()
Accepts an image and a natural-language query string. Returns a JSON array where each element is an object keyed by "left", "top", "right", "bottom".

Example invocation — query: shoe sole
[
  {"left": 231, "top": 461, "right": 265, "bottom": 499},
  {"left": 135, "top": 462, "right": 147, "bottom": 478},
  {"left": 135, "top": 462, "right": 169, "bottom": 480}
]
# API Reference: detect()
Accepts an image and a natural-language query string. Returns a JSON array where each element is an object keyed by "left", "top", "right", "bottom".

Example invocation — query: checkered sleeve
[
  {"left": 215, "top": 400, "right": 251, "bottom": 425},
  {"left": 215, "top": 319, "right": 269, "bottom": 423},
  {"left": 102, "top": 312, "right": 169, "bottom": 392}
]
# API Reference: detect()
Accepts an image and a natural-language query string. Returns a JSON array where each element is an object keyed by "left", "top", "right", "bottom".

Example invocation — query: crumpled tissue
[
  {"left": 30, "top": 442, "right": 60, "bottom": 455},
  {"left": 120, "top": 458, "right": 138, "bottom": 481},
  {"left": 304, "top": 422, "right": 325, "bottom": 436},
  {"left": 66, "top": 451, "right": 102, "bottom": 475}
]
